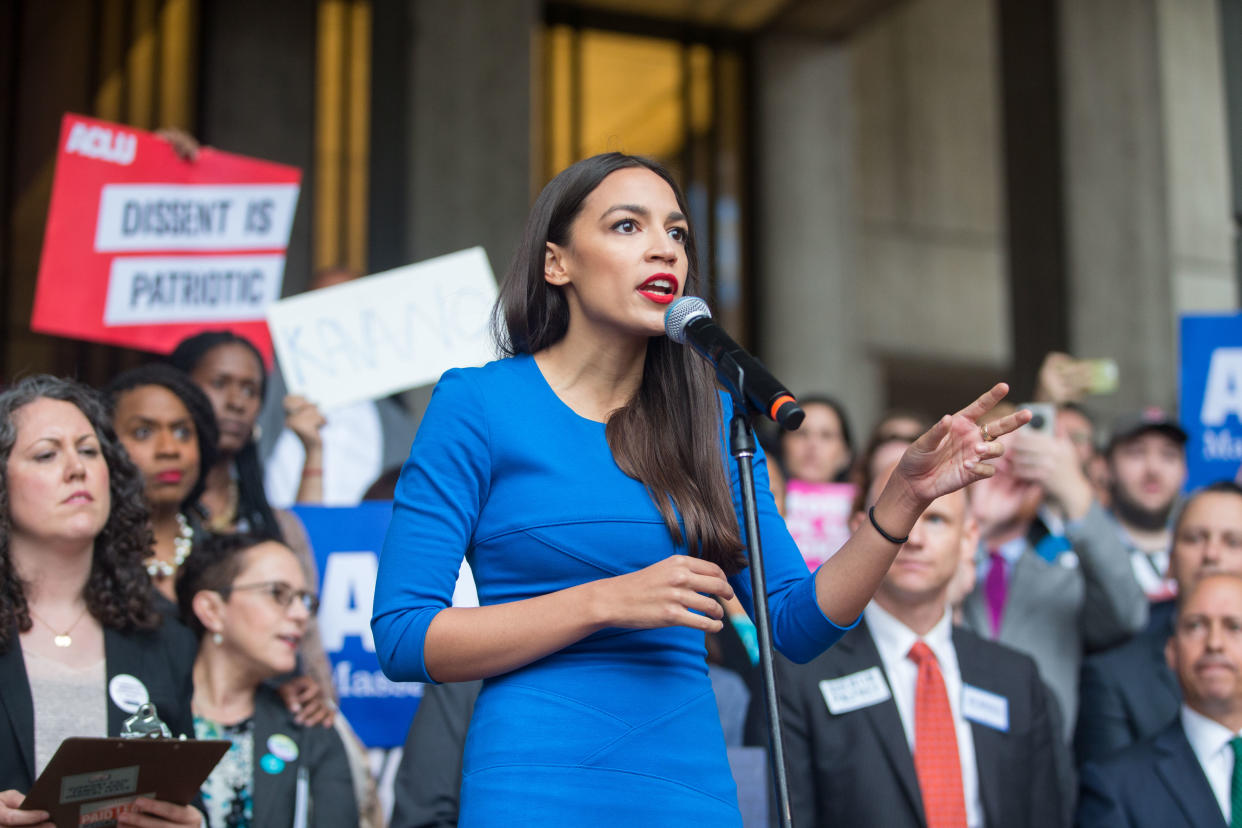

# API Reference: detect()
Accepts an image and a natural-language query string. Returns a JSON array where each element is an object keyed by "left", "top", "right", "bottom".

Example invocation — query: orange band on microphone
[{"left": 769, "top": 394, "right": 795, "bottom": 422}]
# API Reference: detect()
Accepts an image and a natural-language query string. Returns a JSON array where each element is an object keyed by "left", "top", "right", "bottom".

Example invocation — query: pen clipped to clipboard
[{"left": 21, "top": 703, "right": 228, "bottom": 828}]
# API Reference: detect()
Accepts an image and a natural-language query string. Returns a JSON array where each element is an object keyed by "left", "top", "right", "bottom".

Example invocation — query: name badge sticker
[
  {"left": 819, "top": 667, "right": 892, "bottom": 715},
  {"left": 962, "top": 685, "right": 1009, "bottom": 732},
  {"left": 108, "top": 674, "right": 150, "bottom": 715}
]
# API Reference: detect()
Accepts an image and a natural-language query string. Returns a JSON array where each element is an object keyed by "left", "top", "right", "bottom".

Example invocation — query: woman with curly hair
[
  {"left": 104, "top": 363, "right": 219, "bottom": 604},
  {"left": 0, "top": 375, "right": 200, "bottom": 827}
]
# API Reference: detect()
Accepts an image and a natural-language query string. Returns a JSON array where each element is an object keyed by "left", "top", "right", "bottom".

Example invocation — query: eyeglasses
[{"left": 219, "top": 581, "right": 319, "bottom": 614}]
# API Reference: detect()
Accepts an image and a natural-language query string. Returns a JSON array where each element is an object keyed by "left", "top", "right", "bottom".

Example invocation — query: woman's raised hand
[
  {"left": 283, "top": 394, "right": 327, "bottom": 451},
  {"left": 892, "top": 382, "right": 1031, "bottom": 507},
  {"left": 0, "top": 790, "right": 51, "bottom": 828},
  {"left": 597, "top": 555, "right": 735, "bottom": 633}
]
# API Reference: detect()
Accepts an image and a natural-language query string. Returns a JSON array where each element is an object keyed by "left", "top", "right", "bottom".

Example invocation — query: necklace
[
  {"left": 29, "top": 604, "right": 88, "bottom": 648},
  {"left": 205, "top": 478, "right": 240, "bottom": 533},
  {"left": 146, "top": 512, "right": 194, "bottom": 579}
]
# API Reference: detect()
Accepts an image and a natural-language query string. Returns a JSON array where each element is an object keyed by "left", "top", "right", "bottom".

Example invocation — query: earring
[
  {"left": 212, "top": 632, "right": 223, "bottom": 645},
  {"left": 251, "top": 423, "right": 262, "bottom": 442}
]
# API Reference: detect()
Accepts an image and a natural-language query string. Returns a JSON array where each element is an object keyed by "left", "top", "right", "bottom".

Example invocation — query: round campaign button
[
  {"left": 260, "top": 754, "right": 286, "bottom": 775},
  {"left": 267, "top": 734, "right": 299, "bottom": 763},
  {"left": 107, "top": 674, "right": 150, "bottom": 714}
]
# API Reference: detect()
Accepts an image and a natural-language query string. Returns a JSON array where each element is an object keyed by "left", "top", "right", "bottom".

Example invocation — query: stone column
[
  {"left": 1059, "top": 0, "right": 1235, "bottom": 416},
  {"left": 752, "top": 32, "right": 881, "bottom": 430}
]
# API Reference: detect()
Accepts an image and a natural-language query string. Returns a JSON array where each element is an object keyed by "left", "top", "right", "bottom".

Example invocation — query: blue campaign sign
[
  {"left": 1180, "top": 314, "right": 1242, "bottom": 489},
  {"left": 292, "top": 501, "right": 421, "bottom": 748}
]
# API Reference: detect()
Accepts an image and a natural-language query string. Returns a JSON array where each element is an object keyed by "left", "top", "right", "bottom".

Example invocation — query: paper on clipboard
[{"left": 21, "top": 737, "right": 228, "bottom": 828}]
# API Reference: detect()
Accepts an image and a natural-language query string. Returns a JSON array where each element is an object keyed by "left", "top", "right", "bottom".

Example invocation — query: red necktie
[{"left": 907, "top": 641, "right": 968, "bottom": 828}]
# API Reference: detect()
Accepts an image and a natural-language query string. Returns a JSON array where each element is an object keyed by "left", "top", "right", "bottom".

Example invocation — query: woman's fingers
[
  {"left": 679, "top": 589, "right": 726, "bottom": 620},
  {"left": 956, "top": 382, "right": 1011, "bottom": 422},
  {"left": 674, "top": 557, "right": 734, "bottom": 601},
  {"left": 116, "top": 798, "right": 202, "bottom": 827},
  {"left": 910, "top": 414, "right": 952, "bottom": 453},
  {"left": 985, "top": 407, "right": 1033, "bottom": 440}
]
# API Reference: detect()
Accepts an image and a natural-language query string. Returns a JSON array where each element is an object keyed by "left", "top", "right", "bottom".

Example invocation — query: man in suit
[
  {"left": 962, "top": 414, "right": 1147, "bottom": 738},
  {"left": 1075, "top": 481, "right": 1242, "bottom": 765},
  {"left": 755, "top": 462, "right": 1068, "bottom": 827},
  {"left": 1077, "top": 572, "right": 1242, "bottom": 827}
]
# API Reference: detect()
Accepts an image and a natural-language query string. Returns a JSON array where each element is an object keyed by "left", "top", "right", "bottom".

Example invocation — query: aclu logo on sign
[
  {"left": 65, "top": 122, "right": 136, "bottom": 166},
  {"left": 1181, "top": 316, "right": 1242, "bottom": 488}
]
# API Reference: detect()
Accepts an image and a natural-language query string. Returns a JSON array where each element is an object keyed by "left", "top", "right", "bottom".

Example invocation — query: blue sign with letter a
[
  {"left": 292, "top": 501, "right": 422, "bottom": 748},
  {"left": 1181, "top": 314, "right": 1242, "bottom": 489}
]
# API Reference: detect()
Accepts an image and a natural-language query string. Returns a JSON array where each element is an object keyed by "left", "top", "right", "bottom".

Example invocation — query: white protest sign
[{"left": 267, "top": 247, "right": 498, "bottom": 408}]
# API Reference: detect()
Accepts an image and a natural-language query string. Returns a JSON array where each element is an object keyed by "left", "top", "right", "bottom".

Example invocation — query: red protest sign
[{"left": 30, "top": 113, "right": 302, "bottom": 362}]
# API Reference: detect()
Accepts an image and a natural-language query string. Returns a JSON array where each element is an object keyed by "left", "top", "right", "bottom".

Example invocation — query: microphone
[{"left": 664, "top": 296, "right": 804, "bottom": 431}]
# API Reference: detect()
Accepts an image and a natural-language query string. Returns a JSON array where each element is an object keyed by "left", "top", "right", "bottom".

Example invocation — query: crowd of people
[{"left": 0, "top": 147, "right": 1233, "bottom": 828}]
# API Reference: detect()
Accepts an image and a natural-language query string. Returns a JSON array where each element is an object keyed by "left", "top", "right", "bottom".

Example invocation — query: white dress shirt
[
  {"left": 865, "top": 601, "right": 983, "bottom": 828},
  {"left": 1181, "top": 704, "right": 1239, "bottom": 824}
]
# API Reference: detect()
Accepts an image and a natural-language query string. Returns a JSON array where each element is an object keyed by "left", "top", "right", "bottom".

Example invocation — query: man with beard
[
  {"left": 1077, "top": 572, "right": 1242, "bottom": 827},
  {"left": 1105, "top": 408, "right": 1189, "bottom": 601},
  {"left": 961, "top": 407, "right": 1146, "bottom": 740},
  {"left": 1075, "top": 482, "right": 1242, "bottom": 765}
]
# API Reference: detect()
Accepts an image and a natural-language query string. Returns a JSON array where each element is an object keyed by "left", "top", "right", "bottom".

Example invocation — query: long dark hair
[
  {"left": 103, "top": 362, "right": 221, "bottom": 512},
  {"left": 0, "top": 376, "right": 159, "bottom": 651},
  {"left": 493, "top": 152, "right": 744, "bottom": 572},
  {"left": 167, "top": 332, "right": 283, "bottom": 541}
]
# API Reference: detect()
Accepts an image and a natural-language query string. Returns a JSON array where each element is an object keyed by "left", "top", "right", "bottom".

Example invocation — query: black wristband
[{"left": 868, "top": 506, "right": 909, "bottom": 545}]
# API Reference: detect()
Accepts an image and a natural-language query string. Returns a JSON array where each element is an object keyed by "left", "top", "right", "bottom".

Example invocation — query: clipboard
[{"left": 21, "top": 736, "right": 229, "bottom": 828}]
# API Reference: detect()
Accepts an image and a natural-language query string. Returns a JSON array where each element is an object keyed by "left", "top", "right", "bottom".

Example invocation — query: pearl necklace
[{"left": 146, "top": 513, "right": 194, "bottom": 579}]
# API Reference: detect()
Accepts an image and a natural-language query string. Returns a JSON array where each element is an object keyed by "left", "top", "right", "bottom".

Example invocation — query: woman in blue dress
[{"left": 372, "top": 152, "right": 1027, "bottom": 825}]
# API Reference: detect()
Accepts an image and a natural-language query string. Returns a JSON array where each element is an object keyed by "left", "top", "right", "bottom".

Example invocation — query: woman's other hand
[
  {"left": 283, "top": 395, "right": 326, "bottom": 452},
  {"left": 278, "top": 674, "right": 336, "bottom": 728},
  {"left": 596, "top": 555, "right": 735, "bottom": 633},
  {"left": 891, "top": 382, "right": 1031, "bottom": 508},
  {"left": 115, "top": 798, "right": 203, "bottom": 827},
  {"left": 0, "top": 790, "right": 51, "bottom": 828}
]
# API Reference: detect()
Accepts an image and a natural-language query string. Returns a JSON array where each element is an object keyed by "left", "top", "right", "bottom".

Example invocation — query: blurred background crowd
[{"left": 4, "top": 1, "right": 1242, "bottom": 827}]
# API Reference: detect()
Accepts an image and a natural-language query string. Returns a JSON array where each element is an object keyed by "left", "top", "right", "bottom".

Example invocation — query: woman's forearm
[
  {"left": 812, "top": 476, "right": 927, "bottom": 625},
  {"left": 422, "top": 583, "right": 607, "bottom": 682}
]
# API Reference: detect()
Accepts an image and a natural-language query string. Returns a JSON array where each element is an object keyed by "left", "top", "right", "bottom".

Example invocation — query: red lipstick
[{"left": 637, "top": 273, "right": 679, "bottom": 305}]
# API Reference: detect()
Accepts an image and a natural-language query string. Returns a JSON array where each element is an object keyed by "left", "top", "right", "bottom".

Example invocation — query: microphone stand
[{"left": 725, "top": 386, "right": 795, "bottom": 828}]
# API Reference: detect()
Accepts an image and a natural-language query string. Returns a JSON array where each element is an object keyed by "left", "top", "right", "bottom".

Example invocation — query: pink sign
[{"left": 784, "top": 480, "right": 857, "bottom": 571}]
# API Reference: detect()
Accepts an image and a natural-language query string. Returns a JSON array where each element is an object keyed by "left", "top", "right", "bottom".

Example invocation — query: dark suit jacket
[
  {"left": 750, "top": 619, "right": 1068, "bottom": 828},
  {"left": 248, "top": 684, "right": 358, "bottom": 828},
  {"left": 390, "top": 680, "right": 482, "bottom": 828},
  {"left": 1074, "top": 599, "right": 1179, "bottom": 766},
  {"left": 1077, "top": 719, "right": 1227, "bottom": 828},
  {"left": 0, "top": 614, "right": 196, "bottom": 793}
]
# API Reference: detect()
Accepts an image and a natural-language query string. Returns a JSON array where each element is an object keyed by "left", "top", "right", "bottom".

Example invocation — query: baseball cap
[{"left": 1106, "top": 406, "right": 1188, "bottom": 452}]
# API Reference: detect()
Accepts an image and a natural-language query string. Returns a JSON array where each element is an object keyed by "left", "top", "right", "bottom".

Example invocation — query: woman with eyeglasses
[{"left": 177, "top": 531, "right": 356, "bottom": 828}]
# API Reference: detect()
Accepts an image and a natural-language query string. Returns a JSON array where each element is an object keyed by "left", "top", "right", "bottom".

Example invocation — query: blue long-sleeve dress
[{"left": 372, "top": 353, "right": 855, "bottom": 825}]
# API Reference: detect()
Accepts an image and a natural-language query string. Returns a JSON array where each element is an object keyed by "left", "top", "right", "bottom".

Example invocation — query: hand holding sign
[
  {"left": 267, "top": 247, "right": 499, "bottom": 408},
  {"left": 32, "top": 113, "right": 301, "bottom": 362}
]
